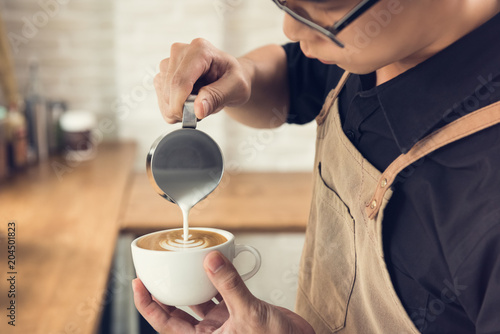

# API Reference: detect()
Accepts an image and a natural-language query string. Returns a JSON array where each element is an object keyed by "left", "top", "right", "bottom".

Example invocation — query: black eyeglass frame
[{"left": 272, "top": 0, "right": 381, "bottom": 48}]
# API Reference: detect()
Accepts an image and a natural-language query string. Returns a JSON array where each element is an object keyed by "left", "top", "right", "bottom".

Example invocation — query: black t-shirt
[{"left": 283, "top": 12, "right": 500, "bottom": 334}]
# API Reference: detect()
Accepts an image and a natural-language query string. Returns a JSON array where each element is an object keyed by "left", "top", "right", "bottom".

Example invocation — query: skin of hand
[
  {"left": 132, "top": 251, "right": 315, "bottom": 334},
  {"left": 154, "top": 38, "right": 252, "bottom": 124}
]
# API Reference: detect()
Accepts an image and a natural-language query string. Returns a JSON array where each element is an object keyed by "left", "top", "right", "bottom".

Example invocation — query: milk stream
[{"left": 155, "top": 168, "right": 220, "bottom": 246}]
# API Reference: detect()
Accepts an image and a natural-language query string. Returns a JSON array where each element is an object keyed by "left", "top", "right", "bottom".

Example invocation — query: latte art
[{"left": 137, "top": 229, "right": 227, "bottom": 251}]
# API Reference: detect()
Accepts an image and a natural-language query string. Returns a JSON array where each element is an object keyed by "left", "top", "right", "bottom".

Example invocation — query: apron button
[
  {"left": 345, "top": 130, "right": 355, "bottom": 142},
  {"left": 370, "top": 200, "right": 377, "bottom": 210},
  {"left": 380, "top": 178, "right": 387, "bottom": 188}
]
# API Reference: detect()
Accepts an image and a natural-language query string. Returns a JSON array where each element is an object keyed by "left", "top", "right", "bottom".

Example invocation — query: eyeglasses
[{"left": 272, "top": 0, "right": 381, "bottom": 48}]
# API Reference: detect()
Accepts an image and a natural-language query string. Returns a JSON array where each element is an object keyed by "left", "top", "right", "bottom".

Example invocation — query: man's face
[{"left": 282, "top": 0, "right": 433, "bottom": 73}]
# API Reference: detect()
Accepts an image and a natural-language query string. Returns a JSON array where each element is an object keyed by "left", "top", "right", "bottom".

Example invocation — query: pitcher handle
[{"left": 182, "top": 94, "right": 197, "bottom": 129}]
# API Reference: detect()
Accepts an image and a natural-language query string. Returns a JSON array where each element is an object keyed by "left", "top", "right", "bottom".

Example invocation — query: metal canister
[
  {"left": 0, "top": 106, "right": 8, "bottom": 180},
  {"left": 7, "top": 107, "right": 28, "bottom": 170}
]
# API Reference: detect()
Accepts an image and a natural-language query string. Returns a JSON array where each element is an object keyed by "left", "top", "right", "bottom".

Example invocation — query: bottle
[
  {"left": 6, "top": 103, "right": 28, "bottom": 170},
  {"left": 24, "top": 60, "right": 48, "bottom": 163},
  {"left": 47, "top": 100, "right": 66, "bottom": 154},
  {"left": 0, "top": 106, "right": 8, "bottom": 180}
]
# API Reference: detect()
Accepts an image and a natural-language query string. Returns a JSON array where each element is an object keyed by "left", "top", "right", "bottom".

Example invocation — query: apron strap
[
  {"left": 366, "top": 99, "right": 500, "bottom": 219},
  {"left": 316, "top": 71, "right": 351, "bottom": 125}
]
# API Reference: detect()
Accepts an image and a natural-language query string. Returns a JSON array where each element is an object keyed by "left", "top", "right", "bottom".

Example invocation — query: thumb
[
  {"left": 195, "top": 72, "right": 248, "bottom": 119},
  {"left": 204, "top": 251, "right": 255, "bottom": 314},
  {"left": 195, "top": 82, "right": 227, "bottom": 120}
]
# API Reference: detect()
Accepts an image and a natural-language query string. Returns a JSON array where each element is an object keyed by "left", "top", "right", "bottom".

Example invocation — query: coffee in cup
[
  {"left": 131, "top": 227, "right": 261, "bottom": 306},
  {"left": 136, "top": 229, "right": 228, "bottom": 251}
]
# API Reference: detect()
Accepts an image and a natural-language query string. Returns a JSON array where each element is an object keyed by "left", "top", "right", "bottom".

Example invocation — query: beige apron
[{"left": 295, "top": 71, "right": 500, "bottom": 333}]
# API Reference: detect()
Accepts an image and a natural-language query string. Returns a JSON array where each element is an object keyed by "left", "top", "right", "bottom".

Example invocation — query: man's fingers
[
  {"left": 156, "top": 43, "right": 190, "bottom": 123},
  {"left": 166, "top": 43, "right": 189, "bottom": 119},
  {"left": 189, "top": 299, "right": 219, "bottom": 319},
  {"left": 196, "top": 69, "right": 250, "bottom": 119},
  {"left": 169, "top": 42, "right": 212, "bottom": 120},
  {"left": 196, "top": 81, "right": 227, "bottom": 119},
  {"left": 203, "top": 251, "right": 255, "bottom": 316},
  {"left": 150, "top": 294, "right": 176, "bottom": 314},
  {"left": 132, "top": 278, "right": 196, "bottom": 333},
  {"left": 196, "top": 301, "right": 230, "bottom": 332},
  {"left": 132, "top": 279, "right": 172, "bottom": 331},
  {"left": 214, "top": 293, "right": 223, "bottom": 303},
  {"left": 150, "top": 295, "right": 198, "bottom": 325},
  {"left": 158, "top": 38, "right": 249, "bottom": 123}
]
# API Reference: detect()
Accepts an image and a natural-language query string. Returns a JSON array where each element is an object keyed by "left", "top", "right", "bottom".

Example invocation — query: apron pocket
[{"left": 297, "top": 162, "right": 357, "bottom": 332}]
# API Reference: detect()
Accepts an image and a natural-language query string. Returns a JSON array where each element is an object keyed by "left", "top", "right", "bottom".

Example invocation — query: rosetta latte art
[{"left": 137, "top": 229, "right": 227, "bottom": 251}]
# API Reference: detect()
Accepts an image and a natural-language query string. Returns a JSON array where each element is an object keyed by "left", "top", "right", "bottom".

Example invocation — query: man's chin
[{"left": 318, "top": 59, "right": 336, "bottom": 65}]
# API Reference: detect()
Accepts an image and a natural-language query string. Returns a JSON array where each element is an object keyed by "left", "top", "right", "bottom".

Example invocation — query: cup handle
[{"left": 234, "top": 244, "right": 261, "bottom": 281}]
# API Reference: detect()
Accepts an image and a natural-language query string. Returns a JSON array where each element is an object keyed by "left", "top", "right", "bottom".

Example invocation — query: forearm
[{"left": 225, "top": 44, "right": 290, "bottom": 129}]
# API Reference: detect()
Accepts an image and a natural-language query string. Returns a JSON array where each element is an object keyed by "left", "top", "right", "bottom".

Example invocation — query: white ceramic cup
[{"left": 131, "top": 227, "right": 261, "bottom": 306}]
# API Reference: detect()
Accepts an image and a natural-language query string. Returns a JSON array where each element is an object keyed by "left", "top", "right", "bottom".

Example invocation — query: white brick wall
[
  {"left": 2, "top": 0, "right": 317, "bottom": 172},
  {"left": 1, "top": 0, "right": 116, "bottom": 135}
]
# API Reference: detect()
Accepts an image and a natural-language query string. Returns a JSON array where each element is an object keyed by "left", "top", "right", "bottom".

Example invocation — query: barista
[{"left": 133, "top": 0, "right": 500, "bottom": 333}]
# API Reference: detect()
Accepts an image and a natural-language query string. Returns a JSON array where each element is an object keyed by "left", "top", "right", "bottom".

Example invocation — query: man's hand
[
  {"left": 155, "top": 38, "right": 252, "bottom": 124},
  {"left": 132, "top": 251, "right": 315, "bottom": 334}
]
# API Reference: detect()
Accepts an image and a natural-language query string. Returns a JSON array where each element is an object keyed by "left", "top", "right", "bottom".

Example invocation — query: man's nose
[{"left": 282, "top": 13, "right": 309, "bottom": 42}]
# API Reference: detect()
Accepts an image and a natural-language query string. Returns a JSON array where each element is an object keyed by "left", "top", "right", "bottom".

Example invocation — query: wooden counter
[
  {"left": 120, "top": 172, "right": 313, "bottom": 234},
  {"left": 0, "top": 142, "right": 136, "bottom": 334},
  {"left": 0, "top": 141, "right": 313, "bottom": 333}
]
